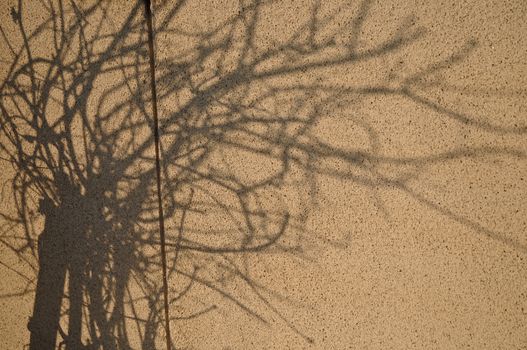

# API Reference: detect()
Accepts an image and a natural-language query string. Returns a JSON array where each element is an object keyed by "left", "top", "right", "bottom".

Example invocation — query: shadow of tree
[{"left": 0, "top": 0, "right": 525, "bottom": 349}]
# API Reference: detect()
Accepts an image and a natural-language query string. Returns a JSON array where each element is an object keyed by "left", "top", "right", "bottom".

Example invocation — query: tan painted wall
[{"left": 0, "top": 0, "right": 526, "bottom": 349}]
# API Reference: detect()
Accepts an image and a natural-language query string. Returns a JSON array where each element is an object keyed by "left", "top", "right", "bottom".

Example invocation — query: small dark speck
[{"left": 11, "top": 7, "right": 20, "bottom": 23}]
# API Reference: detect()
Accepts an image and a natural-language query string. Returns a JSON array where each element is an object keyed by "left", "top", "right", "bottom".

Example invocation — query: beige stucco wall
[{"left": 1, "top": 1, "right": 526, "bottom": 349}]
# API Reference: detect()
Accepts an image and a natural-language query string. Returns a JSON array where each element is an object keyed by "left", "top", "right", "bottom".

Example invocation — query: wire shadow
[{"left": 0, "top": 0, "right": 525, "bottom": 349}]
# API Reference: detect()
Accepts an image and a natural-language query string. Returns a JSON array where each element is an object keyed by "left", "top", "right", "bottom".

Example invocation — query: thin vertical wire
[{"left": 143, "top": 0, "right": 173, "bottom": 349}]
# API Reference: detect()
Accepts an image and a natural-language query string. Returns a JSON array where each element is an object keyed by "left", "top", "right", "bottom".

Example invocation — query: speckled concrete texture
[{"left": 0, "top": 1, "right": 526, "bottom": 349}]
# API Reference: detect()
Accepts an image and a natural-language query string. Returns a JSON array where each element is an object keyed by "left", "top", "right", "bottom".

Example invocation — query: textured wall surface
[{"left": 0, "top": 1, "right": 526, "bottom": 349}]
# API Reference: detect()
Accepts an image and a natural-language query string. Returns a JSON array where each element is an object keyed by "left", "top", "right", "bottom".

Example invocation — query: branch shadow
[{"left": 0, "top": 0, "right": 525, "bottom": 349}]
